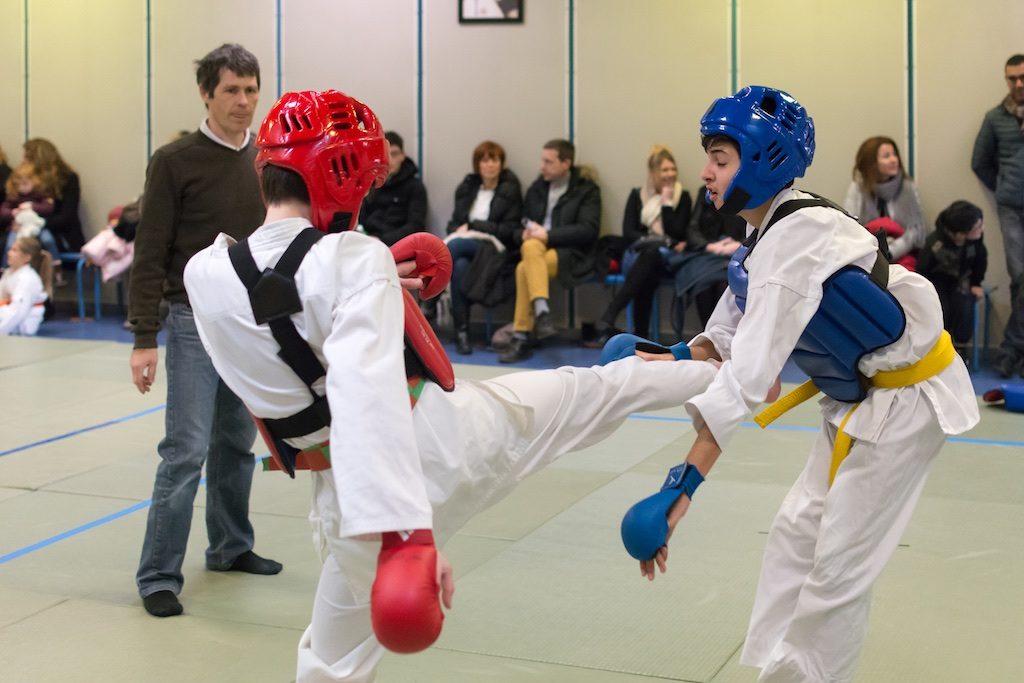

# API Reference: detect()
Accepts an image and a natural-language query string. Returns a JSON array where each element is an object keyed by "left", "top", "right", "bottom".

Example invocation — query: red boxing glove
[
  {"left": 370, "top": 530, "right": 444, "bottom": 654},
  {"left": 389, "top": 233, "right": 452, "bottom": 299}
]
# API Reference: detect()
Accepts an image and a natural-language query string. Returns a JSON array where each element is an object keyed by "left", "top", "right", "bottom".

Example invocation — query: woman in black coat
[
  {"left": 588, "top": 146, "right": 690, "bottom": 345},
  {"left": 445, "top": 141, "right": 523, "bottom": 354}
]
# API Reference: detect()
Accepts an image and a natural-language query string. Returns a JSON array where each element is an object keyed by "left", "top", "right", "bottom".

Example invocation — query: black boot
[
  {"left": 455, "top": 327, "right": 472, "bottom": 355},
  {"left": 583, "top": 321, "right": 616, "bottom": 349}
]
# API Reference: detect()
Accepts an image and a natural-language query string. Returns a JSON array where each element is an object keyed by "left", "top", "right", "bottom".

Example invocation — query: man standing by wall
[
  {"left": 972, "top": 54, "right": 1024, "bottom": 376},
  {"left": 128, "top": 43, "right": 281, "bottom": 618},
  {"left": 499, "top": 139, "right": 601, "bottom": 363}
]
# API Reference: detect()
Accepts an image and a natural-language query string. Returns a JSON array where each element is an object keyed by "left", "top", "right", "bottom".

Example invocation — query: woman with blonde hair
[
  {"left": 587, "top": 145, "right": 690, "bottom": 345},
  {"left": 22, "top": 138, "right": 84, "bottom": 252},
  {"left": 843, "top": 135, "right": 925, "bottom": 269}
]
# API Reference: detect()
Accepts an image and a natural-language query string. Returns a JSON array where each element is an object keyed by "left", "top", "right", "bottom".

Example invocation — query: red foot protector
[{"left": 371, "top": 530, "right": 444, "bottom": 653}]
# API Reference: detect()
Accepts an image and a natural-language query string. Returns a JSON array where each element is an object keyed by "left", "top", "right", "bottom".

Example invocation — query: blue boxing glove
[
  {"left": 599, "top": 333, "right": 692, "bottom": 366},
  {"left": 621, "top": 463, "right": 705, "bottom": 561}
]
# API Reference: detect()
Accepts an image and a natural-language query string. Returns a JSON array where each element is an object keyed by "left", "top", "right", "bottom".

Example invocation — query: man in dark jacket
[
  {"left": 358, "top": 131, "right": 428, "bottom": 245},
  {"left": 972, "top": 54, "right": 1024, "bottom": 376},
  {"left": 499, "top": 138, "right": 601, "bottom": 363}
]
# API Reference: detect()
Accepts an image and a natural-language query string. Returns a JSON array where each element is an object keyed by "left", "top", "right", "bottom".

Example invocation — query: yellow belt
[{"left": 754, "top": 331, "right": 955, "bottom": 487}]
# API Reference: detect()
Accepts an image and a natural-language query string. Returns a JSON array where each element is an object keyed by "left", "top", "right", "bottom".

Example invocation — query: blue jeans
[
  {"left": 447, "top": 237, "right": 479, "bottom": 329},
  {"left": 136, "top": 303, "right": 258, "bottom": 597},
  {"left": 996, "top": 204, "right": 1024, "bottom": 354}
]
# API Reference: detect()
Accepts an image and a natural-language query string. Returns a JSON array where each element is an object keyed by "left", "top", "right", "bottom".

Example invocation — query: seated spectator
[
  {"left": 667, "top": 185, "right": 746, "bottom": 338},
  {"left": 1, "top": 162, "right": 59, "bottom": 268},
  {"left": 843, "top": 136, "right": 924, "bottom": 270},
  {"left": 499, "top": 138, "right": 601, "bottom": 363},
  {"left": 0, "top": 145, "right": 11, "bottom": 194},
  {"left": 0, "top": 236, "right": 52, "bottom": 336},
  {"left": 81, "top": 198, "right": 142, "bottom": 282},
  {"left": 587, "top": 145, "right": 691, "bottom": 346},
  {"left": 917, "top": 200, "right": 987, "bottom": 347},
  {"left": 358, "top": 130, "right": 428, "bottom": 245},
  {"left": 22, "top": 138, "right": 84, "bottom": 253},
  {"left": 445, "top": 140, "right": 523, "bottom": 354}
]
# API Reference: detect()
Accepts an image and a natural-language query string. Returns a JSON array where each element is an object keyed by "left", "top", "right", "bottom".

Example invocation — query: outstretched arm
[{"left": 639, "top": 424, "right": 721, "bottom": 580}]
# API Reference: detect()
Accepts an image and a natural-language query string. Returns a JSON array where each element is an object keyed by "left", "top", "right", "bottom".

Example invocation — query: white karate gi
[
  {"left": 686, "top": 190, "right": 979, "bottom": 683},
  {"left": 0, "top": 265, "right": 46, "bottom": 336},
  {"left": 184, "top": 217, "right": 719, "bottom": 683}
]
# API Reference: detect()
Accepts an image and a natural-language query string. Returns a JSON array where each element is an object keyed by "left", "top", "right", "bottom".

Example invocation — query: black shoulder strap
[
  {"left": 228, "top": 228, "right": 327, "bottom": 394},
  {"left": 752, "top": 193, "right": 889, "bottom": 287},
  {"left": 762, "top": 192, "right": 852, "bottom": 233}
]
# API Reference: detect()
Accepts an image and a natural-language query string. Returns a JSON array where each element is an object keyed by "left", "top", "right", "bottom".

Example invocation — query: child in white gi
[
  {"left": 625, "top": 86, "right": 979, "bottom": 683},
  {"left": 183, "top": 89, "right": 721, "bottom": 683},
  {"left": 0, "top": 236, "right": 52, "bottom": 336}
]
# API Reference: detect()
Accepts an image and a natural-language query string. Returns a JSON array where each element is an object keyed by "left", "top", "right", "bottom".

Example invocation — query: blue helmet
[{"left": 700, "top": 86, "right": 815, "bottom": 213}]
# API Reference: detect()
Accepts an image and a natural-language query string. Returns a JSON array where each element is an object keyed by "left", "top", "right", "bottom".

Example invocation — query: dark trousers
[
  {"left": 447, "top": 237, "right": 480, "bottom": 330},
  {"left": 937, "top": 289, "right": 976, "bottom": 345},
  {"left": 601, "top": 246, "right": 662, "bottom": 336}
]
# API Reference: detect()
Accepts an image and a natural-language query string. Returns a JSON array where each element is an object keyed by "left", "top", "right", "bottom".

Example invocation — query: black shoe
[
  {"left": 498, "top": 336, "right": 533, "bottom": 363},
  {"left": 455, "top": 329, "right": 472, "bottom": 355},
  {"left": 534, "top": 311, "right": 556, "bottom": 340},
  {"left": 143, "top": 590, "right": 183, "bottom": 617},
  {"left": 582, "top": 322, "right": 616, "bottom": 349},
  {"left": 992, "top": 350, "right": 1022, "bottom": 378}
]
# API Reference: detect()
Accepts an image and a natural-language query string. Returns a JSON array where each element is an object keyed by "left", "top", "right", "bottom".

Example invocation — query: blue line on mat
[{"left": 0, "top": 404, "right": 166, "bottom": 458}]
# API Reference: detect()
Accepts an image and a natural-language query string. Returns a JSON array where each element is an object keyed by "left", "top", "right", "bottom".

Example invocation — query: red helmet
[{"left": 256, "top": 90, "right": 389, "bottom": 232}]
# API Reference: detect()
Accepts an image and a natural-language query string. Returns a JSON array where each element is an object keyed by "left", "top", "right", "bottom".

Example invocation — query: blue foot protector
[
  {"left": 621, "top": 463, "right": 704, "bottom": 561},
  {"left": 983, "top": 384, "right": 1024, "bottom": 412},
  {"left": 599, "top": 334, "right": 692, "bottom": 366}
]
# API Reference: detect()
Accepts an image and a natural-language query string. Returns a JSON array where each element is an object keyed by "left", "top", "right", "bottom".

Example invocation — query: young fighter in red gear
[{"left": 183, "top": 89, "right": 721, "bottom": 683}]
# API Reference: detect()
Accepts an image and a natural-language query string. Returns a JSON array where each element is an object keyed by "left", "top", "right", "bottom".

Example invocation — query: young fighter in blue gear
[
  {"left": 621, "top": 86, "right": 979, "bottom": 683},
  {"left": 182, "top": 89, "right": 722, "bottom": 683}
]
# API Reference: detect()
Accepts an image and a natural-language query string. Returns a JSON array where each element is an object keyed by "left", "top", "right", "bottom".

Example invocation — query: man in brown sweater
[{"left": 128, "top": 43, "right": 281, "bottom": 618}]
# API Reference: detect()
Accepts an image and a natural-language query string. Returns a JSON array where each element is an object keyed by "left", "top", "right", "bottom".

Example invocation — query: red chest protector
[{"left": 228, "top": 228, "right": 454, "bottom": 476}]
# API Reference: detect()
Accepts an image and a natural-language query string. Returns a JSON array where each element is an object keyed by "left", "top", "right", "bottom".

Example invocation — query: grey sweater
[{"left": 972, "top": 97, "right": 1024, "bottom": 209}]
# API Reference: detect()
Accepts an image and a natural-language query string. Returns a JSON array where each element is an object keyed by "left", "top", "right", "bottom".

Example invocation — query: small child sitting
[
  {"left": 80, "top": 199, "right": 140, "bottom": 282},
  {"left": 0, "top": 236, "right": 52, "bottom": 336},
  {"left": 1, "top": 163, "right": 60, "bottom": 268},
  {"left": 916, "top": 200, "right": 987, "bottom": 346}
]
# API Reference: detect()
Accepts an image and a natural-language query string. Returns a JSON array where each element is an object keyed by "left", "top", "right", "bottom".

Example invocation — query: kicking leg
[{"left": 486, "top": 356, "right": 717, "bottom": 477}]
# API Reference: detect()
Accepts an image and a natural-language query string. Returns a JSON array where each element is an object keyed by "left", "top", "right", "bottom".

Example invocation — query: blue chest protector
[{"left": 727, "top": 196, "right": 906, "bottom": 403}]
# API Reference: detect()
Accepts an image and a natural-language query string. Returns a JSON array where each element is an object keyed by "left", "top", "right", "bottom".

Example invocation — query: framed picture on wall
[{"left": 459, "top": 0, "right": 523, "bottom": 24}]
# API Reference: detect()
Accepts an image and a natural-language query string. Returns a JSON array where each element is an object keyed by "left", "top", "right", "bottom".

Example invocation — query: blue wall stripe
[
  {"left": 276, "top": 0, "right": 283, "bottom": 98},
  {"left": 730, "top": 0, "right": 738, "bottom": 93},
  {"left": 416, "top": 0, "right": 424, "bottom": 172},
  {"left": 568, "top": 0, "right": 575, "bottom": 142},
  {"left": 0, "top": 404, "right": 165, "bottom": 458},
  {"left": 906, "top": 0, "right": 915, "bottom": 177},
  {"left": 22, "top": 0, "right": 28, "bottom": 140},
  {"left": 145, "top": 0, "right": 152, "bottom": 159}
]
